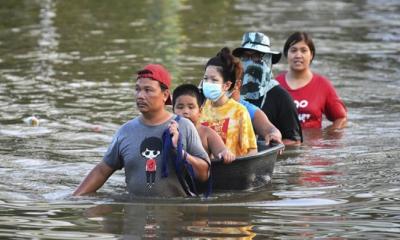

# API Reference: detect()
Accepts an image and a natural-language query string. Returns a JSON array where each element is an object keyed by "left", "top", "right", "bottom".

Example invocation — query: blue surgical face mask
[{"left": 202, "top": 82, "right": 223, "bottom": 102}]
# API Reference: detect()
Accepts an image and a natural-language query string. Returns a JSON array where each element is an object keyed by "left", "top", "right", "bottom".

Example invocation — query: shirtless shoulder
[{"left": 199, "top": 125, "right": 217, "bottom": 138}]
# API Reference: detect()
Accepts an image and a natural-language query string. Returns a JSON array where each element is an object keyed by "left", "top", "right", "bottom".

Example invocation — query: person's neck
[
  {"left": 231, "top": 90, "right": 240, "bottom": 102},
  {"left": 140, "top": 109, "right": 172, "bottom": 126},
  {"left": 211, "top": 94, "right": 229, "bottom": 107},
  {"left": 286, "top": 69, "right": 313, "bottom": 89},
  {"left": 195, "top": 122, "right": 201, "bottom": 131}
]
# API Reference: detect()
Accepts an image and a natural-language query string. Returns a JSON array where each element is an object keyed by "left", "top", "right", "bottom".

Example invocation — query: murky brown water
[{"left": 1, "top": 0, "right": 400, "bottom": 239}]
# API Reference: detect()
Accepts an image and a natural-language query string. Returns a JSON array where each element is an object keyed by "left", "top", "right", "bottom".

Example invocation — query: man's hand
[
  {"left": 264, "top": 133, "right": 284, "bottom": 155},
  {"left": 264, "top": 133, "right": 283, "bottom": 146}
]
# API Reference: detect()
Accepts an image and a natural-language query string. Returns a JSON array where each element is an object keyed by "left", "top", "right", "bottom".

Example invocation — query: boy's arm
[
  {"left": 183, "top": 151, "right": 210, "bottom": 181},
  {"left": 206, "top": 127, "right": 235, "bottom": 163}
]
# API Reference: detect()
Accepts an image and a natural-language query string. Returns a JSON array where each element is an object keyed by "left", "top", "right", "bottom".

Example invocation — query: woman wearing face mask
[
  {"left": 276, "top": 32, "right": 347, "bottom": 131},
  {"left": 199, "top": 47, "right": 257, "bottom": 157}
]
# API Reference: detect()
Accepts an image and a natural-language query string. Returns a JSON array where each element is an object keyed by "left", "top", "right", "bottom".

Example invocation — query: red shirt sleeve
[{"left": 323, "top": 79, "right": 347, "bottom": 121}]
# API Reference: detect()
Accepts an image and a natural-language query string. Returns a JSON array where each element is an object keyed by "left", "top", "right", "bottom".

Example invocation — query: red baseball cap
[{"left": 137, "top": 64, "right": 172, "bottom": 105}]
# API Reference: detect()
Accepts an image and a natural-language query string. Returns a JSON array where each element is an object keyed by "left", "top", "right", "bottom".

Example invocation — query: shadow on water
[{"left": 0, "top": 188, "right": 348, "bottom": 239}]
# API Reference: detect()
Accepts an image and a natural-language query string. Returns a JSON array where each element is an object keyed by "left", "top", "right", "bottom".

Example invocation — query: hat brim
[{"left": 233, "top": 46, "right": 282, "bottom": 64}]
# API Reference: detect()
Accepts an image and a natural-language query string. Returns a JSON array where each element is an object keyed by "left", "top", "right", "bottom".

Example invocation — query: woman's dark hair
[
  {"left": 205, "top": 47, "right": 243, "bottom": 92},
  {"left": 172, "top": 84, "right": 205, "bottom": 108},
  {"left": 283, "top": 32, "right": 315, "bottom": 62}
]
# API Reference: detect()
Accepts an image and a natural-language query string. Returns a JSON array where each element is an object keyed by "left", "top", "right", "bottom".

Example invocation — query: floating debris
[
  {"left": 91, "top": 125, "right": 103, "bottom": 133},
  {"left": 24, "top": 116, "right": 40, "bottom": 127}
]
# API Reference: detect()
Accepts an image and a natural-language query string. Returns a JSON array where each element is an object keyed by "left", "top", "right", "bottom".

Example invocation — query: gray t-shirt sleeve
[
  {"left": 103, "top": 131, "right": 124, "bottom": 170},
  {"left": 179, "top": 117, "right": 210, "bottom": 165}
]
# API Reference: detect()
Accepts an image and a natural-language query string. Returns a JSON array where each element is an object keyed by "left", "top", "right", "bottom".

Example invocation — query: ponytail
[{"left": 206, "top": 47, "right": 243, "bottom": 91}]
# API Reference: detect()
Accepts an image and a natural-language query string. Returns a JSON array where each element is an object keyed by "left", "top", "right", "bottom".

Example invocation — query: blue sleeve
[{"left": 240, "top": 99, "right": 258, "bottom": 121}]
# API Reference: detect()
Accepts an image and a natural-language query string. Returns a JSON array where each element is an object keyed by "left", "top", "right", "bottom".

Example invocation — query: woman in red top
[{"left": 276, "top": 32, "right": 347, "bottom": 131}]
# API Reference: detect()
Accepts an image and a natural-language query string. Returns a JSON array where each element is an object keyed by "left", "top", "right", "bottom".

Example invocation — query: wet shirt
[
  {"left": 247, "top": 85, "right": 303, "bottom": 142},
  {"left": 103, "top": 115, "right": 209, "bottom": 197},
  {"left": 199, "top": 98, "right": 257, "bottom": 156},
  {"left": 277, "top": 73, "right": 347, "bottom": 128}
]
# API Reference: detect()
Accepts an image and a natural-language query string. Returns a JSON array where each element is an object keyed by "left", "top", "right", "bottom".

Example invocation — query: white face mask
[{"left": 202, "top": 82, "right": 223, "bottom": 102}]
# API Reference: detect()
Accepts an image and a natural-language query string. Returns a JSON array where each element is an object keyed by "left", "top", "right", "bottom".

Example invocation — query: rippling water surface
[{"left": 1, "top": 0, "right": 400, "bottom": 239}]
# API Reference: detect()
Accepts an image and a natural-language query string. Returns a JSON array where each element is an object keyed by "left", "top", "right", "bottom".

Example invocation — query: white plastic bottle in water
[{"left": 24, "top": 116, "right": 40, "bottom": 127}]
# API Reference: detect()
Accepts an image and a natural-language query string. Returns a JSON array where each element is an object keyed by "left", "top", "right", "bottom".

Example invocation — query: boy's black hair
[{"left": 172, "top": 84, "right": 205, "bottom": 108}]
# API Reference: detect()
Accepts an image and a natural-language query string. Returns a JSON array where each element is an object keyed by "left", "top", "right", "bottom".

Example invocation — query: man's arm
[
  {"left": 169, "top": 120, "right": 210, "bottom": 182},
  {"left": 253, "top": 109, "right": 282, "bottom": 145},
  {"left": 183, "top": 151, "right": 210, "bottom": 182},
  {"left": 73, "top": 161, "right": 116, "bottom": 196}
]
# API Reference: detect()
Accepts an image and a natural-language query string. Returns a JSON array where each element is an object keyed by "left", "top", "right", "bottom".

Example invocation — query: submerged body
[
  {"left": 232, "top": 31, "right": 302, "bottom": 145},
  {"left": 277, "top": 73, "right": 346, "bottom": 128},
  {"left": 278, "top": 31, "right": 347, "bottom": 131},
  {"left": 103, "top": 115, "right": 208, "bottom": 197}
]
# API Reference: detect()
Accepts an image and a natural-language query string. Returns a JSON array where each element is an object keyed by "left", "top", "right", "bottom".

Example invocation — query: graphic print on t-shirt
[
  {"left": 140, "top": 137, "right": 162, "bottom": 188},
  {"left": 201, "top": 118, "right": 230, "bottom": 143},
  {"left": 294, "top": 99, "right": 311, "bottom": 123}
]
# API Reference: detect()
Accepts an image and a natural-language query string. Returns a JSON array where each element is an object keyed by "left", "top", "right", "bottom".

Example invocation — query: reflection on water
[
  {"left": 1, "top": 0, "right": 400, "bottom": 238},
  {"left": 35, "top": 0, "right": 57, "bottom": 83}
]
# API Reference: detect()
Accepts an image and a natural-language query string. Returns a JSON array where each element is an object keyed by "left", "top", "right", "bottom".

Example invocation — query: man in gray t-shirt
[
  {"left": 104, "top": 115, "right": 208, "bottom": 197},
  {"left": 73, "top": 64, "right": 210, "bottom": 197}
]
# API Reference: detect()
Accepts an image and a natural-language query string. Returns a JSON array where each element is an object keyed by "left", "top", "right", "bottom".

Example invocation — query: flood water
[{"left": 1, "top": 0, "right": 400, "bottom": 239}]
